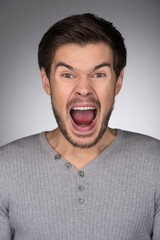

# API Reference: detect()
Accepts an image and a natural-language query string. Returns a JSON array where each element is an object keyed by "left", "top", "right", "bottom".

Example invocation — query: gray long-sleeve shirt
[{"left": 0, "top": 129, "right": 160, "bottom": 240}]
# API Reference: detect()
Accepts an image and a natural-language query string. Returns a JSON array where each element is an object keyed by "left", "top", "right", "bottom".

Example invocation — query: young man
[{"left": 0, "top": 13, "right": 160, "bottom": 240}]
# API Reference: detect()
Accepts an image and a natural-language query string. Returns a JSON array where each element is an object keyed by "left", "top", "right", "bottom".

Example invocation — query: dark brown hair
[{"left": 38, "top": 13, "right": 127, "bottom": 79}]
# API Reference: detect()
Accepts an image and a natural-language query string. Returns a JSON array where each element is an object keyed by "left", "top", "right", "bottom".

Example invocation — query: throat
[{"left": 70, "top": 109, "right": 96, "bottom": 125}]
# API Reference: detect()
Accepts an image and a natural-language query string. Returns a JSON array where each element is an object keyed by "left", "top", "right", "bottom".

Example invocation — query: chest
[{"left": 8, "top": 162, "right": 154, "bottom": 239}]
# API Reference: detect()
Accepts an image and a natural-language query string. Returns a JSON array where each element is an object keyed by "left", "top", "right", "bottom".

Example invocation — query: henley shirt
[{"left": 0, "top": 129, "right": 160, "bottom": 240}]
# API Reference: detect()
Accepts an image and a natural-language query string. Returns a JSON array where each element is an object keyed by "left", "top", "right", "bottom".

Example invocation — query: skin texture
[{"left": 41, "top": 42, "right": 124, "bottom": 169}]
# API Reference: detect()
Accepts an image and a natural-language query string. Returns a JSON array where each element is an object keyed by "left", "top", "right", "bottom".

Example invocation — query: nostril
[{"left": 76, "top": 91, "right": 92, "bottom": 96}]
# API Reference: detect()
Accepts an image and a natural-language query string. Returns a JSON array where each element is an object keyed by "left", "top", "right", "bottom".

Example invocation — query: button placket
[
  {"left": 77, "top": 197, "right": 84, "bottom": 204},
  {"left": 76, "top": 170, "right": 85, "bottom": 209},
  {"left": 54, "top": 154, "right": 61, "bottom": 160},
  {"left": 77, "top": 185, "right": 84, "bottom": 192},
  {"left": 79, "top": 171, "right": 84, "bottom": 177},
  {"left": 65, "top": 162, "right": 72, "bottom": 170}
]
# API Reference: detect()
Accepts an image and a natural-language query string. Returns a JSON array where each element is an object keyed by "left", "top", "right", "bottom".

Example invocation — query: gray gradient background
[{"left": 0, "top": 0, "right": 160, "bottom": 146}]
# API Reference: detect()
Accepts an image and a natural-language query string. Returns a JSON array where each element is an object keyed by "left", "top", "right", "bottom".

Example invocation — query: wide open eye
[{"left": 62, "top": 73, "right": 74, "bottom": 79}]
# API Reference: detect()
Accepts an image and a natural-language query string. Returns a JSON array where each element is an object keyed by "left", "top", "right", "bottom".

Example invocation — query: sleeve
[
  {"left": 0, "top": 198, "right": 12, "bottom": 240},
  {"left": 152, "top": 168, "right": 160, "bottom": 240},
  {"left": 0, "top": 149, "right": 12, "bottom": 240}
]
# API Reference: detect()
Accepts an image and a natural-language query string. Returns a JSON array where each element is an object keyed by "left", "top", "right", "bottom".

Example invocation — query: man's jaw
[{"left": 51, "top": 96, "right": 114, "bottom": 149}]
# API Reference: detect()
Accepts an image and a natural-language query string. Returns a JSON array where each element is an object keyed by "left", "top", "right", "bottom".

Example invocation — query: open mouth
[{"left": 69, "top": 105, "right": 98, "bottom": 132}]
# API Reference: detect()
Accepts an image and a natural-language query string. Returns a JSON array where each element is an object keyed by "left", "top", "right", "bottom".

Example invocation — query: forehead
[{"left": 52, "top": 42, "right": 114, "bottom": 71}]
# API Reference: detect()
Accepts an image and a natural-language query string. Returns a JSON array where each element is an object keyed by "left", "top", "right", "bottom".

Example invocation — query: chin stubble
[{"left": 50, "top": 95, "right": 115, "bottom": 149}]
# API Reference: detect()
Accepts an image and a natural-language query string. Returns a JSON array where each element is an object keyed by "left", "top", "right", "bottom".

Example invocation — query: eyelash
[
  {"left": 93, "top": 73, "right": 106, "bottom": 78},
  {"left": 61, "top": 72, "right": 106, "bottom": 79},
  {"left": 61, "top": 73, "right": 74, "bottom": 78}
]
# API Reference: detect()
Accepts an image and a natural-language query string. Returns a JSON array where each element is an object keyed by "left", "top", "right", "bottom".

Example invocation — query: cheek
[
  {"left": 98, "top": 85, "right": 115, "bottom": 105},
  {"left": 51, "top": 84, "right": 70, "bottom": 111}
]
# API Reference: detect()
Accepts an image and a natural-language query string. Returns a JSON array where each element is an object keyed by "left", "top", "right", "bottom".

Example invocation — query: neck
[{"left": 46, "top": 127, "right": 117, "bottom": 170}]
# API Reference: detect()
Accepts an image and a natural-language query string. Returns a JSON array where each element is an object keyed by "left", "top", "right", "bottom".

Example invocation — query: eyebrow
[
  {"left": 93, "top": 62, "right": 111, "bottom": 71},
  {"left": 55, "top": 61, "right": 111, "bottom": 72},
  {"left": 55, "top": 62, "right": 74, "bottom": 71}
]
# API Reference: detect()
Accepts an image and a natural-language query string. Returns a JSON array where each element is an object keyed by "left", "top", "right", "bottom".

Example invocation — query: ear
[
  {"left": 40, "top": 67, "right": 51, "bottom": 95},
  {"left": 115, "top": 68, "right": 124, "bottom": 96}
]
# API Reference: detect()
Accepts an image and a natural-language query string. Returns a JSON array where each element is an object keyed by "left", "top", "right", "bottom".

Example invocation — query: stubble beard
[{"left": 51, "top": 96, "right": 114, "bottom": 149}]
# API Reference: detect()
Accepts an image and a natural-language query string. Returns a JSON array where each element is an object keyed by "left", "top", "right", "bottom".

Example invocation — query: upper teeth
[{"left": 72, "top": 107, "right": 96, "bottom": 110}]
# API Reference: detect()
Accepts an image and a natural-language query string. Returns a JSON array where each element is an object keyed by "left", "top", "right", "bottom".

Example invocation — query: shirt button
[
  {"left": 54, "top": 154, "right": 61, "bottom": 160},
  {"left": 65, "top": 163, "right": 72, "bottom": 169},
  {"left": 78, "top": 185, "right": 84, "bottom": 191},
  {"left": 77, "top": 197, "right": 84, "bottom": 204},
  {"left": 79, "top": 171, "right": 84, "bottom": 177}
]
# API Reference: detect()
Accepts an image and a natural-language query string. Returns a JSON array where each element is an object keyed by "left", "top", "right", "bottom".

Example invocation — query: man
[{"left": 0, "top": 13, "right": 160, "bottom": 240}]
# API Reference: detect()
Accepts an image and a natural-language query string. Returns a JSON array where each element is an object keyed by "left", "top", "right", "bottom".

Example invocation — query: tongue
[{"left": 71, "top": 110, "right": 95, "bottom": 125}]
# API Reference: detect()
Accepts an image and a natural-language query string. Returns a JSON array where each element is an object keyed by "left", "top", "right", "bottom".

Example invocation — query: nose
[{"left": 75, "top": 76, "right": 93, "bottom": 97}]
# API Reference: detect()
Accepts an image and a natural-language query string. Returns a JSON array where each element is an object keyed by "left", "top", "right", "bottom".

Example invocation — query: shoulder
[
  {"left": 120, "top": 130, "right": 160, "bottom": 204},
  {"left": 0, "top": 133, "right": 42, "bottom": 163},
  {"left": 121, "top": 130, "right": 160, "bottom": 153},
  {"left": 0, "top": 133, "right": 44, "bottom": 190},
  {"left": 0, "top": 133, "right": 41, "bottom": 148},
  {"left": 121, "top": 129, "right": 160, "bottom": 142},
  {"left": 116, "top": 129, "right": 160, "bottom": 171}
]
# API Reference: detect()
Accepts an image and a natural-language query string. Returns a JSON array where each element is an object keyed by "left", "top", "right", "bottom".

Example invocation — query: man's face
[{"left": 42, "top": 42, "right": 123, "bottom": 148}]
